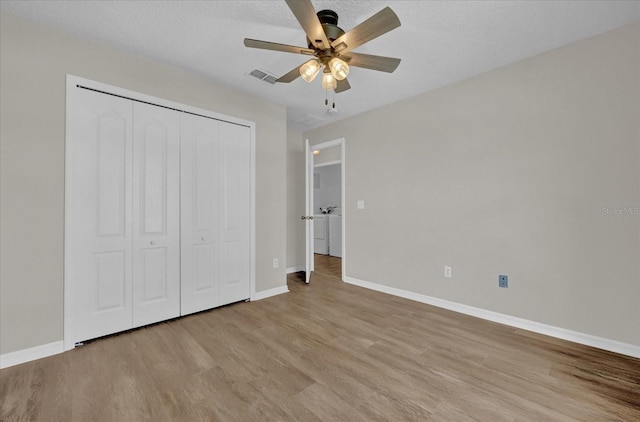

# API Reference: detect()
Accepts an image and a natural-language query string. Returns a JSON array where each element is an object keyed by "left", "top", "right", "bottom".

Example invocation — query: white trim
[
  {"left": 64, "top": 77, "right": 75, "bottom": 351},
  {"left": 251, "top": 285, "right": 289, "bottom": 301},
  {"left": 314, "top": 159, "right": 341, "bottom": 168},
  {"left": 340, "top": 140, "right": 345, "bottom": 281},
  {"left": 344, "top": 276, "right": 640, "bottom": 359},
  {"left": 1, "top": 341, "right": 64, "bottom": 369},
  {"left": 312, "top": 138, "right": 343, "bottom": 149},
  {"left": 67, "top": 75, "right": 253, "bottom": 128},
  {"left": 64, "top": 74, "right": 256, "bottom": 350},
  {"left": 287, "top": 266, "right": 305, "bottom": 274},
  {"left": 249, "top": 107, "right": 256, "bottom": 306}
]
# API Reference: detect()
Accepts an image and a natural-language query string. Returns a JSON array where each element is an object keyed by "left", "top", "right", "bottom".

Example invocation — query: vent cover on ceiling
[{"left": 248, "top": 69, "right": 277, "bottom": 85}]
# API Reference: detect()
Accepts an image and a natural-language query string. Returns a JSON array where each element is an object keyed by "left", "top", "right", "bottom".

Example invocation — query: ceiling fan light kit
[
  {"left": 328, "top": 57, "right": 349, "bottom": 81},
  {"left": 300, "top": 58, "right": 322, "bottom": 82},
  {"left": 299, "top": 53, "right": 349, "bottom": 85},
  {"left": 244, "top": 0, "right": 401, "bottom": 102},
  {"left": 321, "top": 70, "right": 337, "bottom": 91}
]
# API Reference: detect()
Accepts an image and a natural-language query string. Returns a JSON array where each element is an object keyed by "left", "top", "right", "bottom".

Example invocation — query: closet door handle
[
  {"left": 150, "top": 240, "right": 156, "bottom": 245},
  {"left": 301, "top": 216, "right": 314, "bottom": 220}
]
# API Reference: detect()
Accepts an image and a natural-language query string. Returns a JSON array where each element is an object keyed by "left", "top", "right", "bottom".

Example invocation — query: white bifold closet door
[
  {"left": 68, "top": 88, "right": 180, "bottom": 343},
  {"left": 131, "top": 102, "right": 180, "bottom": 327},
  {"left": 180, "top": 114, "right": 251, "bottom": 315}
]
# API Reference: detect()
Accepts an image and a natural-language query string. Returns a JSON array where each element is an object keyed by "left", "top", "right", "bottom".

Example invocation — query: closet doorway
[{"left": 64, "top": 76, "right": 255, "bottom": 350}]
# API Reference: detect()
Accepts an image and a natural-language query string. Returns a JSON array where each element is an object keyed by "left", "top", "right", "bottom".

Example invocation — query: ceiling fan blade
[
  {"left": 244, "top": 38, "right": 315, "bottom": 55},
  {"left": 342, "top": 52, "right": 401, "bottom": 73},
  {"left": 335, "top": 78, "right": 351, "bottom": 93},
  {"left": 331, "top": 7, "right": 401, "bottom": 55},
  {"left": 276, "top": 64, "right": 303, "bottom": 83},
  {"left": 284, "top": 0, "right": 330, "bottom": 50}
]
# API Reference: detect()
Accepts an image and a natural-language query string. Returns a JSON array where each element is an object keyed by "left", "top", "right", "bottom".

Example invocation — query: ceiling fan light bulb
[
  {"left": 329, "top": 58, "right": 349, "bottom": 81},
  {"left": 300, "top": 59, "right": 321, "bottom": 83},
  {"left": 322, "top": 72, "right": 337, "bottom": 91}
]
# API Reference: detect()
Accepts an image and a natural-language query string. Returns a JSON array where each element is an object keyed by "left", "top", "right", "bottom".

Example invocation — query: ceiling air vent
[{"left": 248, "top": 69, "right": 277, "bottom": 85}]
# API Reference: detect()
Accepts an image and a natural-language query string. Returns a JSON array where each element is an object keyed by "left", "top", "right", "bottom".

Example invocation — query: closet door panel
[
  {"left": 132, "top": 102, "right": 180, "bottom": 327},
  {"left": 195, "top": 244, "right": 215, "bottom": 290},
  {"left": 97, "top": 115, "right": 127, "bottom": 236},
  {"left": 219, "top": 123, "right": 251, "bottom": 305},
  {"left": 68, "top": 88, "right": 133, "bottom": 343},
  {"left": 181, "top": 114, "right": 221, "bottom": 315}
]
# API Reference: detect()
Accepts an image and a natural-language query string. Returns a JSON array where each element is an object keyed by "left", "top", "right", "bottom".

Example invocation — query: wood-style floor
[
  {"left": 314, "top": 253, "right": 342, "bottom": 279},
  {"left": 1, "top": 268, "right": 639, "bottom": 421}
]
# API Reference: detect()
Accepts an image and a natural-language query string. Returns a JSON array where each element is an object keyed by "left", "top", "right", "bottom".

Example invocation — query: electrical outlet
[
  {"left": 357, "top": 200, "right": 365, "bottom": 209},
  {"left": 444, "top": 266, "right": 452, "bottom": 278},
  {"left": 273, "top": 258, "right": 279, "bottom": 269},
  {"left": 499, "top": 275, "right": 508, "bottom": 288}
]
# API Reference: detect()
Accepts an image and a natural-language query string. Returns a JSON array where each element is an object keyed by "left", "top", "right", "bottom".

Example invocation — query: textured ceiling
[{"left": 2, "top": 1, "right": 639, "bottom": 131}]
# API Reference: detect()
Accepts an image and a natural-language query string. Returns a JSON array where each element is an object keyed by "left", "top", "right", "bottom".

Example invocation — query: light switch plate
[{"left": 357, "top": 200, "right": 365, "bottom": 209}]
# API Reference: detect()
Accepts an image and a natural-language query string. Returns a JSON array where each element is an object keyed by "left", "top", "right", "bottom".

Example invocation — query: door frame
[
  {"left": 305, "top": 137, "right": 345, "bottom": 282},
  {"left": 64, "top": 75, "right": 256, "bottom": 350}
]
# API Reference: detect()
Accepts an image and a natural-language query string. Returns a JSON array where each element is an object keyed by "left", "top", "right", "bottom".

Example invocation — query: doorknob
[{"left": 150, "top": 240, "right": 156, "bottom": 245}]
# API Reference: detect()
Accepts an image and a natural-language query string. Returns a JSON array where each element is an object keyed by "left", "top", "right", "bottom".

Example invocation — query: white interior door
[
  {"left": 304, "top": 139, "right": 315, "bottom": 283},
  {"left": 131, "top": 102, "right": 181, "bottom": 327},
  {"left": 68, "top": 88, "right": 133, "bottom": 343},
  {"left": 181, "top": 115, "right": 251, "bottom": 313},
  {"left": 218, "top": 123, "right": 251, "bottom": 304},
  {"left": 180, "top": 114, "right": 221, "bottom": 315}
]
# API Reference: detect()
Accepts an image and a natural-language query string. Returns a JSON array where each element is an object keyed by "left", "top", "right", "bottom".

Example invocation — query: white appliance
[
  {"left": 314, "top": 214, "right": 328, "bottom": 254},
  {"left": 329, "top": 215, "right": 342, "bottom": 258}
]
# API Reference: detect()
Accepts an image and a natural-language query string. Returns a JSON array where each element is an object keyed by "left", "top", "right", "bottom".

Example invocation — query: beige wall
[
  {"left": 304, "top": 23, "right": 640, "bottom": 346},
  {"left": 0, "top": 12, "right": 287, "bottom": 354},
  {"left": 286, "top": 128, "right": 305, "bottom": 270}
]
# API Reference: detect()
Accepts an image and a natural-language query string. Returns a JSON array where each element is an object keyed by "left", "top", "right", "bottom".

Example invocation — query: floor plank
[{"left": 1, "top": 269, "right": 639, "bottom": 421}]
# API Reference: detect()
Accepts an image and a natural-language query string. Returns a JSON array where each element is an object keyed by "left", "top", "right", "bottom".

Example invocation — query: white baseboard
[
  {"left": 5, "top": 279, "right": 636, "bottom": 369},
  {"left": 251, "top": 285, "right": 289, "bottom": 301},
  {"left": 286, "top": 266, "right": 304, "bottom": 274},
  {"left": 344, "top": 276, "right": 640, "bottom": 359},
  {"left": 0, "top": 341, "right": 64, "bottom": 369}
]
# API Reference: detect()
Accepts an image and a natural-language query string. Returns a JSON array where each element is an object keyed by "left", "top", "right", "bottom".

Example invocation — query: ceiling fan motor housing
[{"left": 307, "top": 9, "right": 345, "bottom": 48}]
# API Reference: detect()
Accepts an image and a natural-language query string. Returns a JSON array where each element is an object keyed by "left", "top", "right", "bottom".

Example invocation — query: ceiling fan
[{"left": 244, "top": 0, "right": 401, "bottom": 99}]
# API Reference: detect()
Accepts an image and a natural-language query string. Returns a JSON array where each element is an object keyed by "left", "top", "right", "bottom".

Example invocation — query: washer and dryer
[
  {"left": 313, "top": 214, "right": 328, "bottom": 255},
  {"left": 328, "top": 214, "right": 342, "bottom": 258},
  {"left": 314, "top": 211, "right": 342, "bottom": 257}
]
